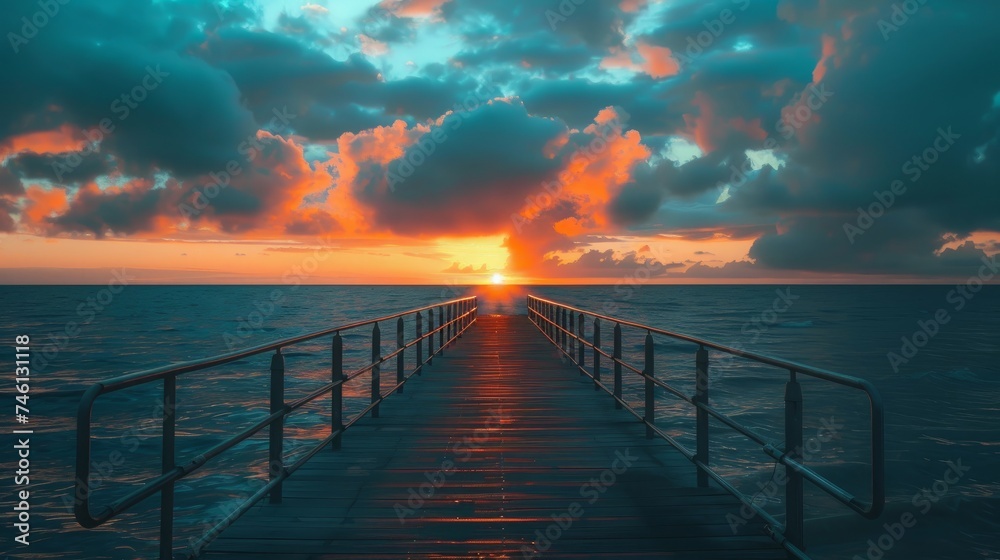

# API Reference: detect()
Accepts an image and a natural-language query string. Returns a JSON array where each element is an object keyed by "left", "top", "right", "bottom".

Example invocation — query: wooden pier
[{"left": 200, "top": 315, "right": 783, "bottom": 559}]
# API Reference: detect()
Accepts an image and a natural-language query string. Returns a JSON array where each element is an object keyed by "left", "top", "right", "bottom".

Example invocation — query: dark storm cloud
[
  {"left": 733, "top": 4, "right": 1000, "bottom": 275},
  {"left": 595, "top": 0, "right": 1000, "bottom": 278},
  {"left": 440, "top": 0, "right": 635, "bottom": 51},
  {"left": 454, "top": 33, "right": 597, "bottom": 75},
  {"left": 7, "top": 151, "right": 115, "bottom": 185},
  {"left": 1, "top": 0, "right": 260, "bottom": 179},
  {"left": 196, "top": 26, "right": 380, "bottom": 121},
  {"left": 520, "top": 80, "right": 683, "bottom": 134},
  {"left": 548, "top": 249, "right": 685, "bottom": 278},
  {"left": 0, "top": 165, "right": 23, "bottom": 195},
  {"left": 50, "top": 181, "right": 171, "bottom": 237},
  {"left": 355, "top": 100, "right": 568, "bottom": 236}
]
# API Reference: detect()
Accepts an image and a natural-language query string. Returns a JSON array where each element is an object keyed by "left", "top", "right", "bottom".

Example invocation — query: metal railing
[
  {"left": 74, "top": 296, "right": 478, "bottom": 560},
  {"left": 526, "top": 295, "right": 884, "bottom": 560}
]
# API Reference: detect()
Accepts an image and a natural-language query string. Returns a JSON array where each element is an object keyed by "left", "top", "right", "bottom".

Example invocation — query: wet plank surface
[{"left": 200, "top": 315, "right": 783, "bottom": 559}]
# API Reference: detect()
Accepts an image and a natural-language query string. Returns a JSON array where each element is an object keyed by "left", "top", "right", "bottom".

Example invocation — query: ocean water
[{"left": 0, "top": 285, "right": 998, "bottom": 559}]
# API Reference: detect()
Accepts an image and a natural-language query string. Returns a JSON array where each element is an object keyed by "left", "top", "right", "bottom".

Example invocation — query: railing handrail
[
  {"left": 526, "top": 295, "right": 885, "bottom": 560},
  {"left": 526, "top": 295, "right": 879, "bottom": 394},
  {"left": 75, "top": 296, "right": 478, "bottom": 560},
  {"left": 91, "top": 296, "right": 479, "bottom": 394}
]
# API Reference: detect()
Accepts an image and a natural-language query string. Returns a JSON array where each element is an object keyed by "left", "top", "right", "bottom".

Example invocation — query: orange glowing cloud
[
  {"left": 619, "top": 0, "right": 649, "bottom": 13},
  {"left": 0, "top": 124, "right": 87, "bottom": 160},
  {"left": 601, "top": 43, "right": 680, "bottom": 79},
  {"left": 20, "top": 185, "right": 68, "bottom": 230},
  {"left": 683, "top": 92, "right": 767, "bottom": 153},
  {"left": 381, "top": 0, "right": 450, "bottom": 18},
  {"left": 812, "top": 34, "right": 837, "bottom": 83},
  {"left": 636, "top": 42, "right": 680, "bottom": 78}
]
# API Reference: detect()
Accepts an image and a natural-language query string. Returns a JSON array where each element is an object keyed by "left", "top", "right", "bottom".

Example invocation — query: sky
[{"left": 1, "top": 0, "right": 998, "bottom": 284}]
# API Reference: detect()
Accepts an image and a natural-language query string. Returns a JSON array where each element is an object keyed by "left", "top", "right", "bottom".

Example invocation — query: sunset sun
[{"left": 491, "top": 273, "right": 505, "bottom": 285}]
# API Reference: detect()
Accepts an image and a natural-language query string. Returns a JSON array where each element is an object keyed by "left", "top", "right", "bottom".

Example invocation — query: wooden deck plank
[{"left": 199, "top": 315, "right": 782, "bottom": 559}]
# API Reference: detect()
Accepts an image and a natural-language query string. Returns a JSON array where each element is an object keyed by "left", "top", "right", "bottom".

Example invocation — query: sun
[{"left": 491, "top": 273, "right": 505, "bottom": 285}]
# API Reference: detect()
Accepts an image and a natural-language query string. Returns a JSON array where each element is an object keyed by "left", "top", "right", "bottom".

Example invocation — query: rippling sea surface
[{"left": 1, "top": 285, "right": 998, "bottom": 559}]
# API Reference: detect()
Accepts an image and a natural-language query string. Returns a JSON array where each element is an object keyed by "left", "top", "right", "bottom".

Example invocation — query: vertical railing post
[
  {"left": 159, "top": 374, "right": 176, "bottom": 560},
  {"left": 551, "top": 305, "right": 556, "bottom": 339},
  {"left": 577, "top": 312, "right": 585, "bottom": 374},
  {"left": 613, "top": 323, "right": 622, "bottom": 409},
  {"left": 555, "top": 306, "right": 561, "bottom": 346},
  {"left": 331, "top": 333, "right": 343, "bottom": 450},
  {"left": 784, "top": 370, "right": 804, "bottom": 551},
  {"left": 643, "top": 332, "right": 654, "bottom": 438},
  {"left": 447, "top": 303, "right": 453, "bottom": 343},
  {"left": 548, "top": 304, "right": 554, "bottom": 339},
  {"left": 695, "top": 346, "right": 709, "bottom": 487},
  {"left": 562, "top": 308, "right": 568, "bottom": 350},
  {"left": 428, "top": 310, "right": 435, "bottom": 364},
  {"left": 269, "top": 349, "right": 285, "bottom": 503},
  {"left": 371, "top": 324, "right": 381, "bottom": 418},
  {"left": 396, "top": 316, "right": 405, "bottom": 393},
  {"left": 416, "top": 312, "right": 424, "bottom": 375},
  {"left": 438, "top": 307, "right": 445, "bottom": 356},
  {"left": 569, "top": 311, "right": 576, "bottom": 358},
  {"left": 592, "top": 318, "right": 601, "bottom": 390},
  {"left": 558, "top": 308, "right": 564, "bottom": 350}
]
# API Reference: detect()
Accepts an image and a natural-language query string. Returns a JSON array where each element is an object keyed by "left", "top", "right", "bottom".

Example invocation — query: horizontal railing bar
[
  {"left": 528, "top": 295, "right": 885, "bottom": 552},
  {"left": 184, "top": 469, "right": 282, "bottom": 559},
  {"left": 528, "top": 296, "right": 877, "bottom": 393},
  {"left": 695, "top": 401, "right": 770, "bottom": 448},
  {"left": 536, "top": 312, "right": 700, "bottom": 407},
  {"left": 761, "top": 443, "right": 870, "bottom": 514},
  {"left": 533, "top": 318, "right": 660, "bottom": 437},
  {"left": 77, "top": 301, "right": 478, "bottom": 534},
  {"left": 535, "top": 299, "right": 880, "bottom": 518},
  {"left": 92, "top": 297, "right": 477, "bottom": 394},
  {"left": 691, "top": 458, "right": 811, "bottom": 560},
  {"left": 183, "top": 424, "right": 342, "bottom": 559}
]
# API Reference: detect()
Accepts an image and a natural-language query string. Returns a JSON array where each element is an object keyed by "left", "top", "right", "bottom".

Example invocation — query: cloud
[
  {"left": 348, "top": 99, "right": 568, "bottom": 236},
  {"left": 442, "top": 262, "right": 488, "bottom": 273},
  {"left": 300, "top": 3, "right": 329, "bottom": 16}
]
